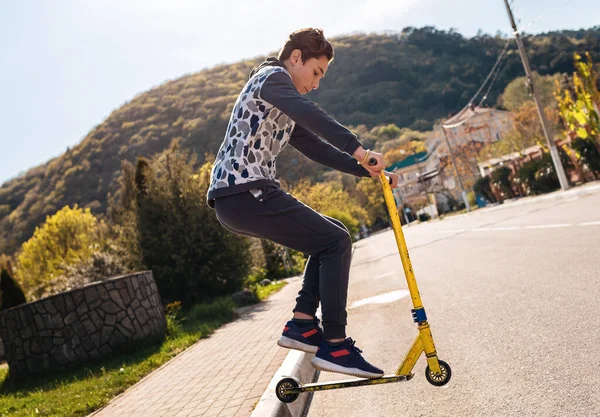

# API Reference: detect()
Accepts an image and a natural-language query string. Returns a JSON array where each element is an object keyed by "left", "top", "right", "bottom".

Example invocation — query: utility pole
[
  {"left": 503, "top": 0, "right": 570, "bottom": 190},
  {"left": 441, "top": 127, "right": 471, "bottom": 212}
]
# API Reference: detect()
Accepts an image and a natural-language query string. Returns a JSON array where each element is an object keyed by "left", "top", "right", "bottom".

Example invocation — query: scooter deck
[{"left": 290, "top": 373, "right": 414, "bottom": 394}]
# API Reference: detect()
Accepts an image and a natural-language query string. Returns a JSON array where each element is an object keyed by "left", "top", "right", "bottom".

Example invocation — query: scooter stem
[{"left": 378, "top": 171, "right": 423, "bottom": 310}]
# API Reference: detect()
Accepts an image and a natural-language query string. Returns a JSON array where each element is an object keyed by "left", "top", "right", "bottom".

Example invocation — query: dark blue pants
[{"left": 214, "top": 186, "right": 352, "bottom": 339}]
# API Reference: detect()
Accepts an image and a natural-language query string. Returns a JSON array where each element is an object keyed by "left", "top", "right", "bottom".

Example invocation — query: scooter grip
[{"left": 370, "top": 158, "right": 393, "bottom": 185}]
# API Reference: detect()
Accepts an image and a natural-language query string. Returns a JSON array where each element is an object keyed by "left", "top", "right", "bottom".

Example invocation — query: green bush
[
  {"left": 185, "top": 297, "right": 236, "bottom": 324},
  {"left": 33, "top": 248, "right": 128, "bottom": 299},
  {"left": 260, "top": 241, "right": 306, "bottom": 279},
  {"left": 110, "top": 148, "right": 251, "bottom": 306},
  {"left": 0, "top": 267, "right": 27, "bottom": 311},
  {"left": 165, "top": 301, "right": 184, "bottom": 339},
  {"left": 244, "top": 267, "right": 268, "bottom": 287},
  {"left": 491, "top": 166, "right": 514, "bottom": 198},
  {"left": 473, "top": 176, "right": 497, "bottom": 203},
  {"left": 572, "top": 138, "right": 600, "bottom": 175},
  {"left": 517, "top": 153, "right": 560, "bottom": 195},
  {"left": 324, "top": 209, "right": 360, "bottom": 241}
]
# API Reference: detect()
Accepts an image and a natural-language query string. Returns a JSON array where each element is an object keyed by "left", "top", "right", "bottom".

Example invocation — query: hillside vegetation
[{"left": 1, "top": 26, "right": 599, "bottom": 255}]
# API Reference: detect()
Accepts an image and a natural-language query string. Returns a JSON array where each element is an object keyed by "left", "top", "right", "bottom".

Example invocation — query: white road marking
[
  {"left": 524, "top": 223, "right": 572, "bottom": 229},
  {"left": 349, "top": 290, "right": 410, "bottom": 309},
  {"left": 564, "top": 196, "right": 580, "bottom": 202},
  {"left": 434, "top": 221, "right": 599, "bottom": 234},
  {"left": 578, "top": 221, "right": 600, "bottom": 226}
]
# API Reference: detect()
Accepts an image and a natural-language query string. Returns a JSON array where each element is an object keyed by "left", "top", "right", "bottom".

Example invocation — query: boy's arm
[
  {"left": 260, "top": 72, "right": 362, "bottom": 156},
  {"left": 288, "top": 124, "right": 371, "bottom": 178}
]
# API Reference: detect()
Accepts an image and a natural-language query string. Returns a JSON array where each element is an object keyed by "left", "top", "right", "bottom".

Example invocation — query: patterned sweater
[{"left": 207, "top": 58, "right": 369, "bottom": 207}]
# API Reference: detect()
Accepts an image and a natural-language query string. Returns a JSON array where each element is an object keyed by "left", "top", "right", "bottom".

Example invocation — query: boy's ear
[{"left": 291, "top": 49, "right": 302, "bottom": 65}]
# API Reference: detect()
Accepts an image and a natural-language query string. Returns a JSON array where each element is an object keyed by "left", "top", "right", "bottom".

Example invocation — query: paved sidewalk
[{"left": 89, "top": 277, "right": 303, "bottom": 417}]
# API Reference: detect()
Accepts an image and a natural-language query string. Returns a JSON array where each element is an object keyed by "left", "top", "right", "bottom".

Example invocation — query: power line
[
  {"left": 469, "top": 39, "right": 513, "bottom": 107},
  {"left": 442, "top": 39, "right": 512, "bottom": 129},
  {"left": 478, "top": 56, "right": 509, "bottom": 106}
]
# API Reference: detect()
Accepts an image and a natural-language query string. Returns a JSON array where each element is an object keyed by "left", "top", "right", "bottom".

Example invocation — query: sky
[{"left": 1, "top": 0, "right": 599, "bottom": 184}]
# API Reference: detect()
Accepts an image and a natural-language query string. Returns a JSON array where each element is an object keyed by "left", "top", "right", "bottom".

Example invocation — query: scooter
[{"left": 275, "top": 168, "right": 452, "bottom": 403}]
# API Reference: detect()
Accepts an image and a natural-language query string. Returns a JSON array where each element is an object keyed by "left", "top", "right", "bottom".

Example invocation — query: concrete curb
[
  {"left": 251, "top": 246, "right": 358, "bottom": 417},
  {"left": 250, "top": 350, "right": 317, "bottom": 417}
]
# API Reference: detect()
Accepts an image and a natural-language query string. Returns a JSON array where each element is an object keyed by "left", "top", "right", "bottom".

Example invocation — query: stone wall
[{"left": 0, "top": 271, "right": 166, "bottom": 379}]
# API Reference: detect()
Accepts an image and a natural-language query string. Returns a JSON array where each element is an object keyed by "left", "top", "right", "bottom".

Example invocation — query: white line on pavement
[
  {"left": 578, "top": 221, "right": 600, "bottom": 226},
  {"left": 524, "top": 223, "right": 572, "bottom": 229},
  {"left": 349, "top": 290, "right": 410, "bottom": 309},
  {"left": 437, "top": 221, "right": 600, "bottom": 234}
]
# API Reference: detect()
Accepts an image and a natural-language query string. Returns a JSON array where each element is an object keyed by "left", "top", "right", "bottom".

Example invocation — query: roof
[{"left": 386, "top": 151, "right": 429, "bottom": 171}]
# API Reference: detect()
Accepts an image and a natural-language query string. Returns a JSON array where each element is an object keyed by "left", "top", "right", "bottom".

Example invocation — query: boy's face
[{"left": 286, "top": 49, "right": 329, "bottom": 95}]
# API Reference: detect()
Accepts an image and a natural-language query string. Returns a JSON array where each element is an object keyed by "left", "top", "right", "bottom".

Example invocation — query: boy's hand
[{"left": 353, "top": 148, "right": 385, "bottom": 176}]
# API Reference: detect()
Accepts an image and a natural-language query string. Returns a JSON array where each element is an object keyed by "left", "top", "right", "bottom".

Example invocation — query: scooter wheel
[
  {"left": 425, "top": 360, "right": 452, "bottom": 386},
  {"left": 276, "top": 378, "right": 300, "bottom": 403}
]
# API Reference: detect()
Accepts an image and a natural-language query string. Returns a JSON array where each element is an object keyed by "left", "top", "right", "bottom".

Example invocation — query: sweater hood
[{"left": 249, "top": 57, "right": 286, "bottom": 78}]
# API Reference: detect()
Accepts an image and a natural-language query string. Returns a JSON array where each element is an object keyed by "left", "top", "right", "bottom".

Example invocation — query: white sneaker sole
[
  {"left": 311, "top": 357, "right": 384, "bottom": 379},
  {"left": 277, "top": 336, "right": 318, "bottom": 354}
]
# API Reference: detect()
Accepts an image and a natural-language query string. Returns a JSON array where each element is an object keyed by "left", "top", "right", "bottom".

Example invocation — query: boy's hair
[{"left": 278, "top": 28, "right": 334, "bottom": 63}]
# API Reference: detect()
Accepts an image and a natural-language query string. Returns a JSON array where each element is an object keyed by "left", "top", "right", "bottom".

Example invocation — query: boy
[{"left": 207, "top": 28, "right": 398, "bottom": 378}]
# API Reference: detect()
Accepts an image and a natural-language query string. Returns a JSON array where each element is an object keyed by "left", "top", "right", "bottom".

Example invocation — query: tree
[
  {"left": 554, "top": 53, "right": 600, "bottom": 147},
  {"left": 372, "top": 124, "right": 402, "bottom": 140},
  {"left": 290, "top": 179, "right": 368, "bottom": 227},
  {"left": 107, "top": 160, "right": 144, "bottom": 271},
  {"left": 479, "top": 101, "right": 560, "bottom": 161},
  {"left": 354, "top": 177, "right": 388, "bottom": 227},
  {"left": 499, "top": 72, "right": 562, "bottom": 111},
  {"left": 113, "top": 147, "right": 252, "bottom": 306},
  {"left": 1, "top": 267, "right": 27, "bottom": 310},
  {"left": 15, "top": 205, "right": 99, "bottom": 296},
  {"left": 383, "top": 140, "right": 427, "bottom": 165}
]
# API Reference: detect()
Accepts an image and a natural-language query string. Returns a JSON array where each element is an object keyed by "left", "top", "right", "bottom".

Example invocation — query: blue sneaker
[
  {"left": 311, "top": 338, "right": 384, "bottom": 378},
  {"left": 277, "top": 318, "right": 323, "bottom": 353}
]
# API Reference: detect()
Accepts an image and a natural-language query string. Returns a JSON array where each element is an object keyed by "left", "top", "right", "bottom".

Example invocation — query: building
[{"left": 387, "top": 107, "right": 514, "bottom": 215}]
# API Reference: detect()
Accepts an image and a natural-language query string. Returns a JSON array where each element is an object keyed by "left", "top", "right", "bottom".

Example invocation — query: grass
[
  {"left": 0, "top": 281, "right": 287, "bottom": 417},
  {"left": 254, "top": 280, "right": 287, "bottom": 301}
]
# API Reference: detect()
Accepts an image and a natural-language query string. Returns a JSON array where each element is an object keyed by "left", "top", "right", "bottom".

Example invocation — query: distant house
[
  {"left": 386, "top": 150, "right": 448, "bottom": 216},
  {"left": 386, "top": 151, "right": 431, "bottom": 201},
  {"left": 434, "top": 107, "right": 513, "bottom": 144},
  {"left": 387, "top": 107, "right": 514, "bottom": 214},
  {"left": 428, "top": 107, "right": 514, "bottom": 192}
]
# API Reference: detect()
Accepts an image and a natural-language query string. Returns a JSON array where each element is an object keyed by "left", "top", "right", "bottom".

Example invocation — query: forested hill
[{"left": 1, "top": 26, "right": 599, "bottom": 255}]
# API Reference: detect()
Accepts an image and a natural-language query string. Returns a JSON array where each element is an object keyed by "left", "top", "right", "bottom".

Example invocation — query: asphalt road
[{"left": 306, "top": 188, "right": 600, "bottom": 417}]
